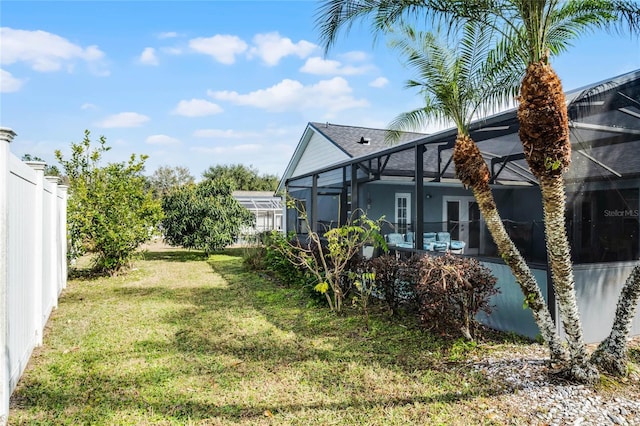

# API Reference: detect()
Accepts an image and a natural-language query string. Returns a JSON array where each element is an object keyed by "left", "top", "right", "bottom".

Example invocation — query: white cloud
[
  {"left": 189, "top": 34, "right": 248, "bottom": 64},
  {"left": 248, "top": 32, "right": 317, "bottom": 66},
  {"left": 96, "top": 112, "right": 150, "bottom": 128},
  {"left": 193, "top": 128, "right": 260, "bottom": 139},
  {"left": 80, "top": 102, "right": 97, "bottom": 110},
  {"left": 157, "top": 31, "right": 179, "bottom": 39},
  {"left": 146, "top": 134, "right": 181, "bottom": 145},
  {"left": 162, "top": 47, "right": 183, "bottom": 55},
  {"left": 369, "top": 77, "right": 389, "bottom": 88},
  {"left": 340, "top": 51, "right": 369, "bottom": 62},
  {"left": 0, "top": 69, "right": 25, "bottom": 92},
  {"left": 139, "top": 47, "right": 159, "bottom": 65},
  {"left": 172, "top": 99, "right": 223, "bottom": 117},
  {"left": 1, "top": 27, "right": 107, "bottom": 74},
  {"left": 208, "top": 77, "right": 368, "bottom": 113},
  {"left": 300, "top": 57, "right": 372, "bottom": 75}
]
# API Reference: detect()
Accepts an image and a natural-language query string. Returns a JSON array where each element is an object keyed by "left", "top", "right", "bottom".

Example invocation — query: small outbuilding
[{"left": 233, "top": 191, "right": 283, "bottom": 240}]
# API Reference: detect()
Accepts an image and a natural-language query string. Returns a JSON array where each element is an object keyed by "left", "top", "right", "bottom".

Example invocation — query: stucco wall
[{"left": 478, "top": 259, "right": 640, "bottom": 344}]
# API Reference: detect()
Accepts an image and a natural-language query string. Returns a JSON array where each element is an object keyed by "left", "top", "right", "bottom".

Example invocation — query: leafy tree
[
  {"left": 386, "top": 23, "right": 567, "bottom": 361},
  {"left": 55, "top": 130, "right": 163, "bottom": 275},
  {"left": 316, "top": 0, "right": 640, "bottom": 382},
  {"left": 161, "top": 179, "right": 255, "bottom": 254},
  {"left": 148, "top": 165, "right": 195, "bottom": 198},
  {"left": 202, "top": 164, "right": 279, "bottom": 191}
]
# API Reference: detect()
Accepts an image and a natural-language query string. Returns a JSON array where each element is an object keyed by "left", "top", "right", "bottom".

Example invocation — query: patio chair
[
  {"left": 386, "top": 233, "right": 405, "bottom": 246},
  {"left": 405, "top": 232, "right": 414, "bottom": 244},
  {"left": 423, "top": 232, "right": 441, "bottom": 251},
  {"left": 437, "top": 232, "right": 466, "bottom": 254},
  {"left": 449, "top": 240, "right": 466, "bottom": 254},
  {"left": 435, "top": 232, "right": 451, "bottom": 252},
  {"left": 396, "top": 232, "right": 415, "bottom": 249}
]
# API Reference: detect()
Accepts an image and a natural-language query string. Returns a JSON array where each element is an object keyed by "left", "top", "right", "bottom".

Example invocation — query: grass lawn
[{"left": 8, "top": 244, "right": 640, "bottom": 425}]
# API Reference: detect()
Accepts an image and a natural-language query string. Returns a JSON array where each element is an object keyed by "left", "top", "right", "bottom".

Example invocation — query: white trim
[{"left": 395, "top": 192, "right": 411, "bottom": 232}]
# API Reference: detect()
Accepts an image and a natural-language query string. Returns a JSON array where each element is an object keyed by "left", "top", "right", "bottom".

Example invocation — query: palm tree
[
  {"left": 386, "top": 23, "right": 567, "bottom": 361},
  {"left": 449, "top": 0, "right": 640, "bottom": 383},
  {"left": 316, "top": 0, "right": 640, "bottom": 383}
]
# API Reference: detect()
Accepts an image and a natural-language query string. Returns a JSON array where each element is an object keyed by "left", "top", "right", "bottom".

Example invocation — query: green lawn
[{"left": 8, "top": 245, "right": 639, "bottom": 425}]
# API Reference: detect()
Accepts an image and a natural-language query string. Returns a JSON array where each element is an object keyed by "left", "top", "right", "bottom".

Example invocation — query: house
[{"left": 277, "top": 69, "right": 640, "bottom": 343}]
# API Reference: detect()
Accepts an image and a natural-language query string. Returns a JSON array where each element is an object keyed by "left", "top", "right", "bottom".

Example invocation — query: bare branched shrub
[{"left": 415, "top": 254, "right": 499, "bottom": 340}]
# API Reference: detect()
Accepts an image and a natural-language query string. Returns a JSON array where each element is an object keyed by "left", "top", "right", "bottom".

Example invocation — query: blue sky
[{"left": 2, "top": 1, "right": 639, "bottom": 179}]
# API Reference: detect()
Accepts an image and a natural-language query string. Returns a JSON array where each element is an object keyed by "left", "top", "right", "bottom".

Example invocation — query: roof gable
[
  {"left": 277, "top": 122, "right": 427, "bottom": 192},
  {"left": 309, "top": 122, "right": 426, "bottom": 158}
]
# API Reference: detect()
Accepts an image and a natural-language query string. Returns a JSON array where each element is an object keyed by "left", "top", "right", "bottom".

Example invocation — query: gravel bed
[{"left": 469, "top": 342, "right": 640, "bottom": 425}]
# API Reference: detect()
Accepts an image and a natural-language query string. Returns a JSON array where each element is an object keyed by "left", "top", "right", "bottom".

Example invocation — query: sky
[{"left": 1, "top": 1, "right": 639, "bottom": 180}]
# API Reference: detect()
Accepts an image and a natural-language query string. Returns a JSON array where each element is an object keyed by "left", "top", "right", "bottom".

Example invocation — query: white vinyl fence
[{"left": 0, "top": 128, "right": 67, "bottom": 425}]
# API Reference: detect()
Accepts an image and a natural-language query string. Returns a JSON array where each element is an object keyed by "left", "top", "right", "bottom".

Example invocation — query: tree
[
  {"left": 443, "top": 0, "right": 640, "bottom": 383},
  {"left": 55, "top": 130, "right": 163, "bottom": 275},
  {"left": 386, "top": 23, "right": 567, "bottom": 361},
  {"left": 148, "top": 165, "right": 195, "bottom": 198},
  {"left": 202, "top": 164, "right": 279, "bottom": 191},
  {"left": 316, "top": 0, "right": 640, "bottom": 382},
  {"left": 161, "top": 179, "right": 255, "bottom": 254}
]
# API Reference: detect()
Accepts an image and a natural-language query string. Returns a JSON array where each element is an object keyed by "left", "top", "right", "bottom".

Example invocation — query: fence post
[
  {"left": 25, "top": 162, "right": 46, "bottom": 347},
  {"left": 58, "top": 185, "right": 68, "bottom": 290},
  {"left": 0, "top": 127, "right": 17, "bottom": 426},
  {"left": 44, "top": 176, "right": 59, "bottom": 307}
]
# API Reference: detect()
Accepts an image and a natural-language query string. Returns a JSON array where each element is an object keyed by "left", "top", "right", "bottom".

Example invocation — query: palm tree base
[
  {"left": 591, "top": 342, "right": 629, "bottom": 377},
  {"left": 554, "top": 361, "right": 600, "bottom": 385}
]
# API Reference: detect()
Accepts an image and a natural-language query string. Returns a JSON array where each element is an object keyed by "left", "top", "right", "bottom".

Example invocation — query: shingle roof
[
  {"left": 309, "top": 122, "right": 427, "bottom": 158},
  {"left": 283, "top": 69, "right": 640, "bottom": 189}
]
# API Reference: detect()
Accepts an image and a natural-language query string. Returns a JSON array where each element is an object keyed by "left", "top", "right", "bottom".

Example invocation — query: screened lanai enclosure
[
  {"left": 283, "top": 69, "right": 640, "bottom": 265},
  {"left": 280, "top": 70, "right": 640, "bottom": 343},
  {"left": 233, "top": 191, "right": 283, "bottom": 241}
]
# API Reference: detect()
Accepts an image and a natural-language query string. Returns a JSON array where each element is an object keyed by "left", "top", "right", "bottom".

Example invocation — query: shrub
[
  {"left": 273, "top": 203, "right": 386, "bottom": 313},
  {"left": 365, "top": 254, "right": 421, "bottom": 316},
  {"left": 414, "top": 253, "right": 499, "bottom": 340},
  {"left": 56, "top": 130, "right": 163, "bottom": 275},
  {"left": 242, "top": 244, "right": 266, "bottom": 271},
  {"left": 263, "top": 231, "right": 305, "bottom": 285}
]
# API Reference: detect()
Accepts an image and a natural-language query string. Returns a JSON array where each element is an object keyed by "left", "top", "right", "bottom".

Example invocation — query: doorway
[
  {"left": 395, "top": 193, "right": 411, "bottom": 234},
  {"left": 443, "top": 196, "right": 481, "bottom": 255}
]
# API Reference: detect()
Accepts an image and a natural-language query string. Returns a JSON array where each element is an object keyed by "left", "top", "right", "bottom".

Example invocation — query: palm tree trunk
[
  {"left": 475, "top": 186, "right": 568, "bottom": 361},
  {"left": 539, "top": 176, "right": 598, "bottom": 382},
  {"left": 591, "top": 264, "right": 640, "bottom": 376},
  {"left": 518, "top": 61, "right": 597, "bottom": 382},
  {"left": 454, "top": 134, "right": 568, "bottom": 361}
]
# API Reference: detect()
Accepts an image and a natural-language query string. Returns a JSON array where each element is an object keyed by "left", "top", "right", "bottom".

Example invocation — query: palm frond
[
  {"left": 315, "top": 0, "right": 479, "bottom": 54},
  {"left": 501, "top": 0, "right": 640, "bottom": 63},
  {"left": 388, "top": 21, "right": 520, "bottom": 139},
  {"left": 560, "top": 0, "right": 640, "bottom": 35},
  {"left": 315, "top": 0, "right": 385, "bottom": 53},
  {"left": 386, "top": 105, "right": 452, "bottom": 144}
]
